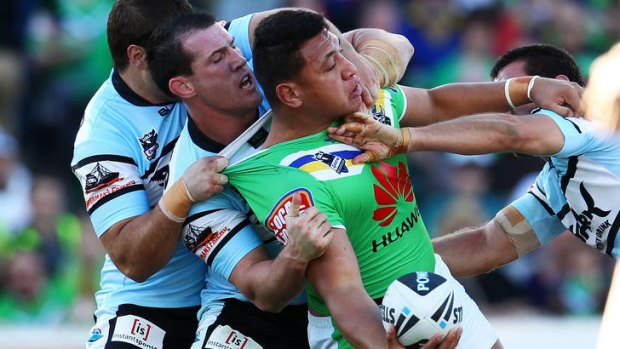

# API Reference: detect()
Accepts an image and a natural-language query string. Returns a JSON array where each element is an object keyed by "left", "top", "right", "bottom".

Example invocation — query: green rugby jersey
[{"left": 225, "top": 86, "right": 435, "bottom": 315}]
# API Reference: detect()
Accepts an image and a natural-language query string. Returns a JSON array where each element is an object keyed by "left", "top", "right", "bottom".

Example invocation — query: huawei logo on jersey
[{"left": 371, "top": 161, "right": 414, "bottom": 227}]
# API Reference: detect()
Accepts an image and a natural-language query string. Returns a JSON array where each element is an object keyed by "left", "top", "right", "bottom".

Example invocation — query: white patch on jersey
[
  {"left": 279, "top": 144, "right": 364, "bottom": 181},
  {"left": 560, "top": 157, "right": 620, "bottom": 251},
  {"left": 111, "top": 315, "right": 165, "bottom": 349},
  {"left": 74, "top": 160, "right": 141, "bottom": 213},
  {"left": 183, "top": 208, "right": 248, "bottom": 263},
  {"left": 205, "top": 325, "right": 262, "bottom": 349}
]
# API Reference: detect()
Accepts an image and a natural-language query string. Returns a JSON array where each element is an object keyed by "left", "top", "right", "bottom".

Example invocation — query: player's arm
[
  {"left": 399, "top": 77, "right": 583, "bottom": 127},
  {"left": 329, "top": 111, "right": 565, "bottom": 163},
  {"left": 432, "top": 205, "right": 543, "bottom": 277},
  {"left": 307, "top": 228, "right": 389, "bottom": 349},
  {"left": 100, "top": 156, "right": 228, "bottom": 282},
  {"left": 406, "top": 112, "right": 565, "bottom": 155},
  {"left": 228, "top": 195, "right": 333, "bottom": 312}
]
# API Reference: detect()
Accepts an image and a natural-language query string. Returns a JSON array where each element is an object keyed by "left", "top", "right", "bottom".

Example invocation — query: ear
[
  {"left": 169, "top": 76, "right": 195, "bottom": 99},
  {"left": 276, "top": 82, "right": 302, "bottom": 108},
  {"left": 555, "top": 74, "right": 570, "bottom": 82},
  {"left": 127, "top": 44, "right": 147, "bottom": 70}
]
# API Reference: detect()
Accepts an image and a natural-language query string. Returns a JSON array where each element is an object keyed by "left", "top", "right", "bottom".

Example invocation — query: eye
[{"left": 212, "top": 53, "right": 223, "bottom": 64}]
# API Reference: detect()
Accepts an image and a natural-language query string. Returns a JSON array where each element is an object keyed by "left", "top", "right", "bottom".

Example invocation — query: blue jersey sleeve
[
  {"left": 510, "top": 190, "right": 567, "bottom": 246},
  {"left": 535, "top": 109, "right": 597, "bottom": 157}
]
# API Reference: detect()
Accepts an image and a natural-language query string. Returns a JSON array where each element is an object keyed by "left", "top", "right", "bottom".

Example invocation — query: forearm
[
  {"left": 432, "top": 220, "right": 520, "bottom": 277},
  {"left": 407, "top": 77, "right": 533, "bottom": 127},
  {"left": 308, "top": 230, "right": 388, "bottom": 349},
  {"left": 408, "top": 114, "right": 522, "bottom": 155},
  {"left": 101, "top": 206, "right": 183, "bottom": 282},
  {"left": 326, "top": 287, "right": 387, "bottom": 349},
  {"left": 241, "top": 247, "right": 308, "bottom": 312}
]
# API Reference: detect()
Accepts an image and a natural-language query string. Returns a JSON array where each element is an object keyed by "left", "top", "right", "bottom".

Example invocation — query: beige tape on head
[{"left": 494, "top": 205, "right": 541, "bottom": 256}]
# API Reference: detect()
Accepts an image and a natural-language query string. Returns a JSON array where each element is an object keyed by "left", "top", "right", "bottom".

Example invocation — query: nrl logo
[{"left": 139, "top": 129, "right": 160, "bottom": 161}]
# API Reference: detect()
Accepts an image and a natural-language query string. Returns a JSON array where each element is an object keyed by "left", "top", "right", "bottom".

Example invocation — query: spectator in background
[
  {"left": 0, "top": 130, "right": 31, "bottom": 237},
  {"left": 0, "top": 251, "right": 71, "bottom": 324}
]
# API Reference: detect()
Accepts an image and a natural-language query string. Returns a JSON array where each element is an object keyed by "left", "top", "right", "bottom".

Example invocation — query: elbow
[
  {"left": 252, "top": 298, "right": 286, "bottom": 313},
  {"left": 114, "top": 259, "right": 152, "bottom": 283},
  {"left": 121, "top": 267, "right": 151, "bottom": 283}
]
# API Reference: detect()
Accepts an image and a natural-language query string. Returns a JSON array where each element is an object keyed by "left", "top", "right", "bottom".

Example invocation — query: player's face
[
  {"left": 184, "top": 24, "right": 262, "bottom": 116},
  {"left": 494, "top": 60, "right": 534, "bottom": 115},
  {"left": 295, "top": 30, "right": 363, "bottom": 119}
]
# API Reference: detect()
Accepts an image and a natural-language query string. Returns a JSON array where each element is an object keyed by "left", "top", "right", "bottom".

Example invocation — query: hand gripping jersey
[
  {"left": 225, "top": 86, "right": 436, "bottom": 316},
  {"left": 511, "top": 109, "right": 620, "bottom": 258}
]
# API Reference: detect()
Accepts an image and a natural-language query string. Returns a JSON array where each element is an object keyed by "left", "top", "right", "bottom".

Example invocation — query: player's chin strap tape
[{"left": 494, "top": 206, "right": 541, "bottom": 257}]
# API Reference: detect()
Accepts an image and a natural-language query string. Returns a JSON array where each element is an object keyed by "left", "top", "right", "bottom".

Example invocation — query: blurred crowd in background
[{"left": 0, "top": 0, "right": 617, "bottom": 327}]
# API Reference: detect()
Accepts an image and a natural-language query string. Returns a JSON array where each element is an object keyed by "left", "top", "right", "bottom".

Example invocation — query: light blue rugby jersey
[
  {"left": 511, "top": 109, "right": 620, "bottom": 258},
  {"left": 70, "top": 15, "right": 270, "bottom": 318},
  {"left": 71, "top": 71, "right": 206, "bottom": 317}
]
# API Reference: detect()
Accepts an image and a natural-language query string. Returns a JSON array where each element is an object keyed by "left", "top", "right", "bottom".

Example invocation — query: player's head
[
  {"left": 490, "top": 44, "right": 585, "bottom": 86},
  {"left": 253, "top": 10, "right": 363, "bottom": 118},
  {"left": 107, "top": 0, "right": 193, "bottom": 72},
  {"left": 147, "top": 12, "right": 262, "bottom": 115}
]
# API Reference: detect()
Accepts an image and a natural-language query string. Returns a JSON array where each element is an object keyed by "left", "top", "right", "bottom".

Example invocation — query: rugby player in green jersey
[{"left": 222, "top": 10, "right": 517, "bottom": 349}]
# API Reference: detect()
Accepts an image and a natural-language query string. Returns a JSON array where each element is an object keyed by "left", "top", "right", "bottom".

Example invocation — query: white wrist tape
[
  {"left": 527, "top": 75, "right": 539, "bottom": 101},
  {"left": 504, "top": 78, "right": 516, "bottom": 109}
]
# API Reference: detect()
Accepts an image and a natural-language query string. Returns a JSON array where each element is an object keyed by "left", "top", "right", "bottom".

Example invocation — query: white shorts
[{"left": 307, "top": 254, "right": 498, "bottom": 349}]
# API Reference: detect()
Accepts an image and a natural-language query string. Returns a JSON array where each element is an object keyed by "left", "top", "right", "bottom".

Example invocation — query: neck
[
  {"left": 263, "top": 107, "right": 333, "bottom": 147},
  {"left": 186, "top": 102, "right": 258, "bottom": 145},
  {"left": 118, "top": 68, "right": 170, "bottom": 105}
]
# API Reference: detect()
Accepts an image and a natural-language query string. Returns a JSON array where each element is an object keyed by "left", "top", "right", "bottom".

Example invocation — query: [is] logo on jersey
[
  {"left": 371, "top": 161, "right": 414, "bottom": 227},
  {"left": 139, "top": 129, "right": 160, "bottom": 161},
  {"left": 265, "top": 188, "right": 314, "bottom": 244}
]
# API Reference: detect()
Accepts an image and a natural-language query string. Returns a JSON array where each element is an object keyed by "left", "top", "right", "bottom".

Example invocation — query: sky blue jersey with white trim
[{"left": 511, "top": 109, "right": 620, "bottom": 258}]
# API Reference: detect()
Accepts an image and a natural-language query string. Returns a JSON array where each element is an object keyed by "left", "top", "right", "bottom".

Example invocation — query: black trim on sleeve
[
  {"left": 560, "top": 156, "right": 579, "bottom": 193},
  {"left": 528, "top": 190, "right": 555, "bottom": 216},
  {"left": 87, "top": 184, "right": 145, "bottom": 215},
  {"left": 184, "top": 209, "right": 225, "bottom": 227},
  {"left": 206, "top": 219, "right": 250, "bottom": 267},
  {"left": 72, "top": 154, "right": 137, "bottom": 171}
]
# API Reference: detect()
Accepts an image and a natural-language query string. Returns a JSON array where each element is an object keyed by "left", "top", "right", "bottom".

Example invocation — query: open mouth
[{"left": 240, "top": 73, "right": 254, "bottom": 89}]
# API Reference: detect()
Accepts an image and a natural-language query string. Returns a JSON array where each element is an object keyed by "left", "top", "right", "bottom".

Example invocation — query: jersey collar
[{"left": 112, "top": 70, "right": 172, "bottom": 107}]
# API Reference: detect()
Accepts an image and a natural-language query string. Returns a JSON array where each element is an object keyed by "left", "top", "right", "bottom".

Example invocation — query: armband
[
  {"left": 158, "top": 179, "right": 195, "bottom": 223},
  {"left": 494, "top": 206, "right": 541, "bottom": 256}
]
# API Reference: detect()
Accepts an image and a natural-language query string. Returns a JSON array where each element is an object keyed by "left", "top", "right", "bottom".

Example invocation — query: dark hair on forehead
[
  {"left": 146, "top": 12, "right": 217, "bottom": 99},
  {"left": 253, "top": 10, "right": 328, "bottom": 107},
  {"left": 490, "top": 44, "right": 585, "bottom": 87},
  {"left": 107, "top": 0, "right": 194, "bottom": 72}
]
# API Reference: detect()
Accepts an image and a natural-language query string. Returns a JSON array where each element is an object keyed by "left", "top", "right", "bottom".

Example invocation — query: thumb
[
  {"left": 353, "top": 153, "right": 371, "bottom": 164},
  {"left": 556, "top": 105, "right": 575, "bottom": 118},
  {"left": 289, "top": 191, "right": 301, "bottom": 218}
]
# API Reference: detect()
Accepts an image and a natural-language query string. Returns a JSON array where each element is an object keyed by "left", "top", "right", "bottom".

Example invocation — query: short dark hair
[
  {"left": 107, "top": 0, "right": 193, "bottom": 72},
  {"left": 490, "top": 44, "right": 585, "bottom": 86},
  {"left": 253, "top": 10, "right": 328, "bottom": 107},
  {"left": 146, "top": 12, "right": 217, "bottom": 99}
]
